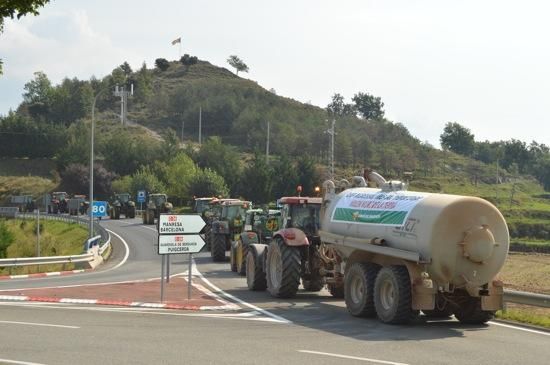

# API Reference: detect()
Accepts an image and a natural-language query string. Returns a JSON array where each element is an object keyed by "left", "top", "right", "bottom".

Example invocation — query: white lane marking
[
  {"left": 0, "top": 302, "right": 278, "bottom": 322},
  {"left": 0, "top": 320, "right": 79, "bottom": 329},
  {"left": 489, "top": 321, "right": 550, "bottom": 336},
  {"left": 0, "top": 359, "right": 47, "bottom": 365},
  {"left": 105, "top": 228, "right": 130, "bottom": 270},
  {"left": 141, "top": 225, "right": 158, "bottom": 232},
  {"left": 189, "top": 259, "right": 291, "bottom": 324},
  {"left": 298, "top": 350, "right": 409, "bottom": 365}
]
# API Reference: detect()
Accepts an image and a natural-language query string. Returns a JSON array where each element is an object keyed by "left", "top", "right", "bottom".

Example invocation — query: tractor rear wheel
[
  {"left": 114, "top": 207, "right": 121, "bottom": 220},
  {"left": 211, "top": 234, "right": 226, "bottom": 262},
  {"left": 266, "top": 238, "right": 301, "bottom": 298},
  {"left": 128, "top": 206, "right": 136, "bottom": 219},
  {"left": 246, "top": 245, "right": 267, "bottom": 291},
  {"left": 373, "top": 266, "right": 418, "bottom": 324}
]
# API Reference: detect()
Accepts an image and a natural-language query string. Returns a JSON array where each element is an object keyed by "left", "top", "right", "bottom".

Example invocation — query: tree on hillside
[
  {"left": 352, "top": 92, "right": 385, "bottom": 120},
  {"left": 120, "top": 62, "right": 133, "bottom": 76},
  {"left": 239, "top": 154, "right": 273, "bottom": 204},
  {"left": 129, "top": 166, "right": 166, "bottom": 196},
  {"left": 134, "top": 62, "right": 152, "bottom": 103},
  {"left": 61, "top": 163, "right": 117, "bottom": 197},
  {"left": 326, "top": 93, "right": 355, "bottom": 117},
  {"left": 155, "top": 58, "right": 170, "bottom": 71},
  {"left": 180, "top": 54, "right": 198, "bottom": 67},
  {"left": 0, "top": 220, "right": 14, "bottom": 258},
  {"left": 188, "top": 168, "right": 229, "bottom": 198},
  {"left": 227, "top": 55, "right": 249, "bottom": 75},
  {"left": 0, "top": 0, "right": 50, "bottom": 75},
  {"left": 271, "top": 155, "right": 299, "bottom": 198},
  {"left": 440, "top": 122, "right": 475, "bottom": 156},
  {"left": 197, "top": 137, "right": 241, "bottom": 193}
]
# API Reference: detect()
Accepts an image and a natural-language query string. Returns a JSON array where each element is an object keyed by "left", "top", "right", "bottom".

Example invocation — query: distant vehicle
[
  {"left": 110, "top": 193, "right": 136, "bottom": 219},
  {"left": 192, "top": 197, "right": 214, "bottom": 215},
  {"left": 68, "top": 195, "right": 89, "bottom": 216},
  {"left": 210, "top": 200, "right": 251, "bottom": 262},
  {"left": 9, "top": 195, "right": 35, "bottom": 213},
  {"left": 48, "top": 192, "right": 68, "bottom": 214},
  {"left": 230, "top": 208, "right": 281, "bottom": 275},
  {"left": 142, "top": 193, "right": 172, "bottom": 225}
]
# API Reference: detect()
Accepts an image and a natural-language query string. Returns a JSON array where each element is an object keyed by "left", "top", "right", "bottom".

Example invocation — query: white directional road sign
[
  {"left": 158, "top": 234, "right": 206, "bottom": 254},
  {"left": 158, "top": 214, "right": 206, "bottom": 235}
]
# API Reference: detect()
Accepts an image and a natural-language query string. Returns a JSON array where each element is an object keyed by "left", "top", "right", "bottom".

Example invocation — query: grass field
[{"left": 0, "top": 218, "right": 88, "bottom": 275}]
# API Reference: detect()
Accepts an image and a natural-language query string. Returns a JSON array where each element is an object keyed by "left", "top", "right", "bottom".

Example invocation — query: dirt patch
[{"left": 500, "top": 253, "right": 550, "bottom": 294}]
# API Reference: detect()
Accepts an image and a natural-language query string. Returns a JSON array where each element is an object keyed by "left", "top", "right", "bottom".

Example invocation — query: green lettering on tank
[{"left": 332, "top": 208, "right": 408, "bottom": 225}]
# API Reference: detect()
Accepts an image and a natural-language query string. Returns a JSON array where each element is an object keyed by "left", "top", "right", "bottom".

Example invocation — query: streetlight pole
[{"left": 90, "top": 90, "right": 106, "bottom": 238}]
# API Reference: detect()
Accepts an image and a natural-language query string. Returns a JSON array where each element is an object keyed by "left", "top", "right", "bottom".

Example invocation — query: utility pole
[
  {"left": 36, "top": 209, "right": 40, "bottom": 257},
  {"left": 113, "top": 84, "right": 133, "bottom": 126},
  {"left": 198, "top": 106, "right": 202, "bottom": 145},
  {"left": 181, "top": 120, "right": 189, "bottom": 143},
  {"left": 324, "top": 119, "right": 336, "bottom": 179},
  {"left": 266, "top": 120, "right": 270, "bottom": 164}
]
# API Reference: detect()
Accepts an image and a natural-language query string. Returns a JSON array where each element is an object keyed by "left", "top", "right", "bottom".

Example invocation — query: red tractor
[{"left": 245, "top": 196, "right": 342, "bottom": 298}]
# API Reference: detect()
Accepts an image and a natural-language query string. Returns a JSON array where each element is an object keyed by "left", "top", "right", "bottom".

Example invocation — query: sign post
[
  {"left": 157, "top": 214, "right": 206, "bottom": 302},
  {"left": 137, "top": 190, "right": 146, "bottom": 213}
]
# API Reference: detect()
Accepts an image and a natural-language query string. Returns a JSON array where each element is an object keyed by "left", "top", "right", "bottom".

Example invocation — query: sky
[{"left": 1, "top": 0, "right": 549, "bottom": 148}]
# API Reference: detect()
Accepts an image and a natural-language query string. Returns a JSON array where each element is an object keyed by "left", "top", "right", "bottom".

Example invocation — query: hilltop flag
[{"left": 171, "top": 37, "right": 181, "bottom": 45}]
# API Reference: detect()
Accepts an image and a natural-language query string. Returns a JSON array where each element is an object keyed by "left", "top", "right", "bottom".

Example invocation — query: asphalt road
[{"left": 1, "top": 218, "right": 549, "bottom": 365}]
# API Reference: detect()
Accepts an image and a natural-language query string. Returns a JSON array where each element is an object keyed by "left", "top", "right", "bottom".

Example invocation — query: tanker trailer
[{"left": 319, "top": 174, "right": 509, "bottom": 325}]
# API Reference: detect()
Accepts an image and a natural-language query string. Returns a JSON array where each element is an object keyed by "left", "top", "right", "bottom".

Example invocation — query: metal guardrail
[
  {"left": 504, "top": 289, "right": 550, "bottom": 308},
  {"left": 0, "top": 212, "right": 111, "bottom": 269}
]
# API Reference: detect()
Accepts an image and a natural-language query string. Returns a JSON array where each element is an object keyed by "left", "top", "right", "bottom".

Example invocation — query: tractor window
[
  {"left": 152, "top": 195, "right": 166, "bottom": 206},
  {"left": 290, "top": 204, "right": 320, "bottom": 234},
  {"left": 225, "top": 205, "right": 245, "bottom": 220},
  {"left": 119, "top": 194, "right": 130, "bottom": 203},
  {"left": 195, "top": 200, "right": 209, "bottom": 214}
]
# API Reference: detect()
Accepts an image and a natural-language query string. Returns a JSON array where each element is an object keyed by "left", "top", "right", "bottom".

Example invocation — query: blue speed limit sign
[{"left": 92, "top": 201, "right": 108, "bottom": 217}]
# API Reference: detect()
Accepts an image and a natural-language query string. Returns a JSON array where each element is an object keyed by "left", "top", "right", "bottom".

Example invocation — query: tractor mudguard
[
  {"left": 273, "top": 228, "right": 309, "bottom": 247},
  {"left": 240, "top": 231, "right": 259, "bottom": 246}
]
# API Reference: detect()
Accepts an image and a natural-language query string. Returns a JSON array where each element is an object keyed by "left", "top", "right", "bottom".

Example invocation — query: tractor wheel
[
  {"left": 328, "top": 283, "right": 345, "bottom": 298},
  {"left": 114, "top": 207, "right": 121, "bottom": 220},
  {"left": 246, "top": 245, "right": 267, "bottom": 291},
  {"left": 148, "top": 210, "right": 155, "bottom": 225},
  {"left": 204, "top": 225, "right": 212, "bottom": 251},
  {"left": 345, "top": 262, "right": 380, "bottom": 317},
  {"left": 128, "top": 207, "right": 136, "bottom": 219},
  {"left": 236, "top": 239, "right": 247, "bottom": 276},
  {"left": 229, "top": 242, "right": 237, "bottom": 272},
  {"left": 266, "top": 238, "right": 301, "bottom": 298},
  {"left": 302, "top": 276, "right": 325, "bottom": 292},
  {"left": 211, "top": 234, "right": 226, "bottom": 262},
  {"left": 374, "top": 266, "right": 418, "bottom": 324},
  {"left": 53, "top": 206, "right": 59, "bottom": 214},
  {"left": 453, "top": 297, "right": 494, "bottom": 324},
  {"left": 142, "top": 210, "right": 147, "bottom": 224}
]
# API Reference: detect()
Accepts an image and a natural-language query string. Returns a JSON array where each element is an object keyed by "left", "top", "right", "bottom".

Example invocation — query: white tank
[{"left": 321, "top": 187, "right": 509, "bottom": 288}]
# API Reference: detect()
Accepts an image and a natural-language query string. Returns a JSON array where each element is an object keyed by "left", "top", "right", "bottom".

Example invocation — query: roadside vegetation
[{"left": 0, "top": 218, "right": 87, "bottom": 275}]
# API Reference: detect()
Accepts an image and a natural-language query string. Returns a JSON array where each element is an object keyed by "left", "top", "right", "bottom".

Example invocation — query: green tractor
[
  {"left": 193, "top": 197, "right": 214, "bottom": 214},
  {"left": 230, "top": 209, "right": 281, "bottom": 275},
  {"left": 210, "top": 200, "right": 251, "bottom": 262},
  {"left": 110, "top": 193, "right": 136, "bottom": 219},
  {"left": 142, "top": 193, "right": 173, "bottom": 225}
]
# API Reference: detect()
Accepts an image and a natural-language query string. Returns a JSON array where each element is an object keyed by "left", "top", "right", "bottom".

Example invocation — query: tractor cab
[
  {"left": 279, "top": 197, "right": 322, "bottom": 239},
  {"left": 116, "top": 193, "right": 131, "bottom": 204},
  {"left": 193, "top": 197, "right": 214, "bottom": 214}
]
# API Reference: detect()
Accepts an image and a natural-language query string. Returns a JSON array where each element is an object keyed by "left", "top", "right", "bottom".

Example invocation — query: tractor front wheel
[
  {"left": 211, "top": 234, "right": 226, "bottom": 262},
  {"left": 266, "top": 238, "right": 301, "bottom": 298}
]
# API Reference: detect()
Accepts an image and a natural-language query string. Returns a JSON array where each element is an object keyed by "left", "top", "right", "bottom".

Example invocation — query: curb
[
  {"left": 0, "top": 269, "right": 90, "bottom": 281},
  {"left": 0, "top": 294, "right": 238, "bottom": 311}
]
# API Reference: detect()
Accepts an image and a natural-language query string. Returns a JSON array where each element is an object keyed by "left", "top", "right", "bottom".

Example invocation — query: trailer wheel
[
  {"left": 423, "top": 307, "right": 453, "bottom": 319},
  {"left": 236, "top": 239, "right": 247, "bottom": 276},
  {"left": 302, "top": 276, "right": 325, "bottom": 292},
  {"left": 345, "top": 262, "right": 379, "bottom": 317},
  {"left": 211, "top": 234, "right": 226, "bottom": 262},
  {"left": 453, "top": 297, "right": 494, "bottom": 324},
  {"left": 246, "top": 245, "right": 267, "bottom": 291},
  {"left": 266, "top": 238, "right": 301, "bottom": 298},
  {"left": 328, "top": 283, "right": 345, "bottom": 298},
  {"left": 229, "top": 242, "right": 237, "bottom": 272},
  {"left": 374, "top": 266, "right": 418, "bottom": 324}
]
